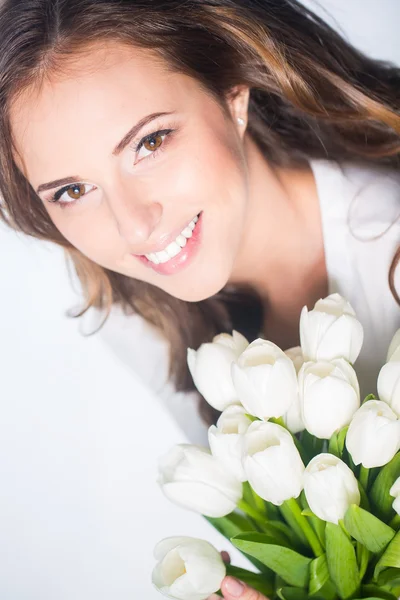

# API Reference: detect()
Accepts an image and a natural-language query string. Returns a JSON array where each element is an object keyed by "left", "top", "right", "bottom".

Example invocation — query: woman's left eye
[{"left": 135, "top": 129, "right": 173, "bottom": 162}]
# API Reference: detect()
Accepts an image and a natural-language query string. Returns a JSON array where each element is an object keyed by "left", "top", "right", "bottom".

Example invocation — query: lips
[{"left": 135, "top": 212, "right": 203, "bottom": 276}]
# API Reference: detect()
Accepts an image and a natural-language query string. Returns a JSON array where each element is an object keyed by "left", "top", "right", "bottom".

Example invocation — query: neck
[{"left": 228, "top": 135, "right": 327, "bottom": 339}]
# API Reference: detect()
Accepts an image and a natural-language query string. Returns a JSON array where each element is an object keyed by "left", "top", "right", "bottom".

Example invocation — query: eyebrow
[{"left": 36, "top": 111, "right": 175, "bottom": 194}]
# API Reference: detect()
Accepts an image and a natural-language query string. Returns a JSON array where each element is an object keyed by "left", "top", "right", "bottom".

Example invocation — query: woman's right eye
[{"left": 50, "top": 183, "right": 96, "bottom": 206}]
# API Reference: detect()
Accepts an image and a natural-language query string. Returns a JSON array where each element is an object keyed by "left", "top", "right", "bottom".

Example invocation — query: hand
[
  {"left": 207, "top": 552, "right": 270, "bottom": 600},
  {"left": 209, "top": 576, "right": 270, "bottom": 600}
]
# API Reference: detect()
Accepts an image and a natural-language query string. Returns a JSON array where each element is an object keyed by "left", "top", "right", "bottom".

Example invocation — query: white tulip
[
  {"left": 300, "top": 293, "right": 364, "bottom": 364},
  {"left": 285, "top": 346, "right": 305, "bottom": 373},
  {"left": 346, "top": 400, "right": 400, "bottom": 468},
  {"left": 303, "top": 453, "right": 360, "bottom": 524},
  {"left": 298, "top": 358, "right": 360, "bottom": 439},
  {"left": 152, "top": 536, "right": 226, "bottom": 600},
  {"left": 243, "top": 421, "right": 305, "bottom": 505},
  {"left": 231, "top": 339, "right": 298, "bottom": 420},
  {"left": 158, "top": 444, "right": 242, "bottom": 518},
  {"left": 208, "top": 405, "right": 252, "bottom": 482},
  {"left": 377, "top": 360, "right": 400, "bottom": 417},
  {"left": 387, "top": 329, "right": 400, "bottom": 362},
  {"left": 187, "top": 331, "right": 248, "bottom": 412},
  {"left": 282, "top": 347, "right": 305, "bottom": 434},
  {"left": 390, "top": 476, "right": 400, "bottom": 516}
]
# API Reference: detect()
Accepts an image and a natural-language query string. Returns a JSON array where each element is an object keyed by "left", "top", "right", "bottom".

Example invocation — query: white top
[
  {"left": 310, "top": 159, "right": 400, "bottom": 397},
  {"left": 99, "top": 159, "right": 400, "bottom": 436}
]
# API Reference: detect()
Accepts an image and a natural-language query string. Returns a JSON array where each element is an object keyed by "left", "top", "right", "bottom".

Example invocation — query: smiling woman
[
  {"left": 0, "top": 1, "right": 399, "bottom": 599},
  {"left": 1, "top": 0, "right": 400, "bottom": 468}
]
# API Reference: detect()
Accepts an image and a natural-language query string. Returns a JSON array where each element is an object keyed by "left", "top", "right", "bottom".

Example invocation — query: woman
[{"left": 0, "top": 1, "right": 399, "bottom": 598}]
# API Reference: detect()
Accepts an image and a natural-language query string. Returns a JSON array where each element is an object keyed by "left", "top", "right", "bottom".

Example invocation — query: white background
[{"left": 0, "top": 2, "right": 399, "bottom": 598}]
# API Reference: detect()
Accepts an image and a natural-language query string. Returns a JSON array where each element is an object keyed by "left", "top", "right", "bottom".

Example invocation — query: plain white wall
[{"left": 0, "top": 2, "right": 398, "bottom": 599}]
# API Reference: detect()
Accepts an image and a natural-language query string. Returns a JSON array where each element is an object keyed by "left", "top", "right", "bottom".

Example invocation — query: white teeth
[
  {"left": 165, "top": 241, "right": 181, "bottom": 258},
  {"left": 148, "top": 252, "right": 160, "bottom": 264},
  {"left": 157, "top": 250, "right": 170, "bottom": 264},
  {"left": 181, "top": 227, "right": 193, "bottom": 238},
  {"left": 145, "top": 215, "right": 199, "bottom": 264},
  {"left": 176, "top": 235, "right": 187, "bottom": 248}
]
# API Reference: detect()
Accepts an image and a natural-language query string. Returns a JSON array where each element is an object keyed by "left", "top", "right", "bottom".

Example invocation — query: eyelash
[{"left": 48, "top": 126, "right": 176, "bottom": 208}]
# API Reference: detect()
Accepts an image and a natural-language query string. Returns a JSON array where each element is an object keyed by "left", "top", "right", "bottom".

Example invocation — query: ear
[{"left": 225, "top": 85, "right": 250, "bottom": 137}]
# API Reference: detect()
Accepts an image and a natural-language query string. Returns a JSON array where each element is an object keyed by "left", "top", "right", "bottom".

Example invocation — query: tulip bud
[
  {"left": 208, "top": 405, "right": 252, "bottom": 482},
  {"left": 158, "top": 444, "right": 242, "bottom": 518},
  {"left": 390, "top": 477, "right": 400, "bottom": 516},
  {"left": 377, "top": 360, "right": 400, "bottom": 418},
  {"left": 298, "top": 358, "right": 360, "bottom": 439},
  {"left": 300, "top": 293, "right": 364, "bottom": 363},
  {"left": 243, "top": 421, "right": 305, "bottom": 505},
  {"left": 346, "top": 400, "right": 400, "bottom": 468},
  {"left": 285, "top": 346, "right": 305, "bottom": 374},
  {"left": 187, "top": 331, "right": 248, "bottom": 411},
  {"left": 231, "top": 339, "right": 298, "bottom": 420},
  {"left": 152, "top": 536, "right": 226, "bottom": 600},
  {"left": 387, "top": 329, "right": 400, "bottom": 362},
  {"left": 282, "top": 347, "right": 305, "bottom": 434},
  {"left": 303, "top": 453, "right": 360, "bottom": 524}
]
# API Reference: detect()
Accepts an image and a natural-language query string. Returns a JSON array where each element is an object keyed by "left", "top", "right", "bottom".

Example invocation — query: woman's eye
[
  {"left": 51, "top": 183, "right": 96, "bottom": 205},
  {"left": 136, "top": 130, "right": 172, "bottom": 161}
]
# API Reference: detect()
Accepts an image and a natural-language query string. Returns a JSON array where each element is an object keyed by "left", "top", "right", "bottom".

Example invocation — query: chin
[{"left": 164, "top": 268, "right": 231, "bottom": 303}]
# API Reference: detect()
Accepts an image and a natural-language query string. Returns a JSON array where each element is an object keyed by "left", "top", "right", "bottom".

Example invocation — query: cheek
[{"left": 47, "top": 206, "right": 123, "bottom": 267}]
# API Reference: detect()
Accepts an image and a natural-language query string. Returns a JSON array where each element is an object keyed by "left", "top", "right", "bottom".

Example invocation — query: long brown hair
[{"left": 0, "top": 0, "right": 399, "bottom": 423}]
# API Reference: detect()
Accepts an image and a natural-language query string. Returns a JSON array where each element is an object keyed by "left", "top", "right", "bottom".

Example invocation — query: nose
[{"left": 109, "top": 186, "right": 163, "bottom": 249}]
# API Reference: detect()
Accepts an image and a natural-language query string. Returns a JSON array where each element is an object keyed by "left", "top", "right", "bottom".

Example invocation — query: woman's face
[{"left": 11, "top": 44, "right": 250, "bottom": 301}]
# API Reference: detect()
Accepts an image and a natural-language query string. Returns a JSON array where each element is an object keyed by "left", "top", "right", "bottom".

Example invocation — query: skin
[
  {"left": 11, "top": 43, "right": 327, "bottom": 348},
  {"left": 11, "top": 44, "right": 329, "bottom": 599}
]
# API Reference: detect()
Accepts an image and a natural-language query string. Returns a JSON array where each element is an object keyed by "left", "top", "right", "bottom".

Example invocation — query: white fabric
[{"left": 311, "top": 159, "right": 400, "bottom": 397}]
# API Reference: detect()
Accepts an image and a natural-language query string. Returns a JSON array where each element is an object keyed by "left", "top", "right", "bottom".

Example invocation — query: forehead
[{"left": 10, "top": 43, "right": 205, "bottom": 182}]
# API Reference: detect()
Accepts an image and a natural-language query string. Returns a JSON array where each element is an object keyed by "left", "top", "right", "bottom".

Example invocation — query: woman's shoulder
[
  {"left": 310, "top": 158, "right": 400, "bottom": 395},
  {"left": 310, "top": 158, "right": 400, "bottom": 234}
]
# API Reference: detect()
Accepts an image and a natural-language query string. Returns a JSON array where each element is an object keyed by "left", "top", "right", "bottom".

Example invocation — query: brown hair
[{"left": 0, "top": 0, "right": 399, "bottom": 424}]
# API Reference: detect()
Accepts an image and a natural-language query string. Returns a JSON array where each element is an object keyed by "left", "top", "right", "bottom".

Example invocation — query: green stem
[
  {"left": 359, "top": 465, "right": 369, "bottom": 491},
  {"left": 282, "top": 498, "right": 324, "bottom": 557},
  {"left": 251, "top": 487, "right": 267, "bottom": 516},
  {"left": 389, "top": 514, "right": 400, "bottom": 530},
  {"left": 237, "top": 498, "right": 267, "bottom": 526}
]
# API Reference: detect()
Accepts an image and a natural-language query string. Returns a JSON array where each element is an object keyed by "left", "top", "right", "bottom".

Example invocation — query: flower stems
[
  {"left": 359, "top": 465, "right": 369, "bottom": 491},
  {"left": 281, "top": 498, "right": 324, "bottom": 557},
  {"left": 389, "top": 513, "right": 400, "bottom": 530},
  {"left": 237, "top": 498, "right": 266, "bottom": 526}
]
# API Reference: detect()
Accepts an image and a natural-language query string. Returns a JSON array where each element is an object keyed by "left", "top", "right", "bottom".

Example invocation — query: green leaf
[
  {"left": 360, "top": 585, "right": 397, "bottom": 599},
  {"left": 325, "top": 522, "right": 360, "bottom": 599},
  {"left": 309, "top": 554, "right": 330, "bottom": 595},
  {"left": 374, "top": 530, "right": 400, "bottom": 580},
  {"left": 344, "top": 504, "right": 395, "bottom": 553},
  {"left": 328, "top": 426, "right": 349, "bottom": 459},
  {"left": 370, "top": 453, "right": 400, "bottom": 521},
  {"left": 376, "top": 567, "right": 400, "bottom": 586},
  {"left": 205, "top": 513, "right": 273, "bottom": 576},
  {"left": 231, "top": 532, "right": 312, "bottom": 588},
  {"left": 277, "top": 587, "right": 309, "bottom": 600},
  {"left": 356, "top": 542, "right": 370, "bottom": 581},
  {"left": 225, "top": 564, "right": 274, "bottom": 597}
]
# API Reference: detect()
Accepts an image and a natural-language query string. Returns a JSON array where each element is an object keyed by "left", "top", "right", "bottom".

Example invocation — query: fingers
[
  {"left": 221, "top": 576, "right": 270, "bottom": 600},
  {"left": 221, "top": 550, "right": 231, "bottom": 564}
]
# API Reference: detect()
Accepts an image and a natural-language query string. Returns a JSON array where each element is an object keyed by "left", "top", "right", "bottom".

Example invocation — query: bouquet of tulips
[{"left": 152, "top": 294, "right": 400, "bottom": 600}]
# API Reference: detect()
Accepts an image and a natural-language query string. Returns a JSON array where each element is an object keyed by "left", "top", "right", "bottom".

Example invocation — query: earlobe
[{"left": 226, "top": 85, "right": 250, "bottom": 132}]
